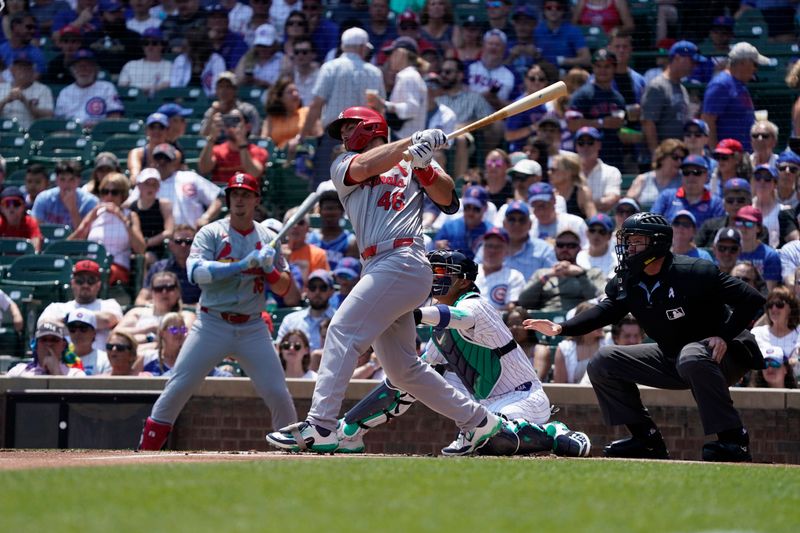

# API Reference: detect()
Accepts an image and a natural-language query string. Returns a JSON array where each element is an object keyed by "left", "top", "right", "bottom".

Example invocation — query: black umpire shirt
[{"left": 559, "top": 254, "right": 765, "bottom": 357}]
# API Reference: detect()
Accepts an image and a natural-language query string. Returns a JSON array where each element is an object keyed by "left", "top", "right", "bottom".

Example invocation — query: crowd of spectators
[{"left": 1, "top": 0, "right": 800, "bottom": 391}]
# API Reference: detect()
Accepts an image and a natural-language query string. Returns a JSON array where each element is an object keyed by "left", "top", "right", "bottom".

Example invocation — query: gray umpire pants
[{"left": 586, "top": 340, "right": 752, "bottom": 436}]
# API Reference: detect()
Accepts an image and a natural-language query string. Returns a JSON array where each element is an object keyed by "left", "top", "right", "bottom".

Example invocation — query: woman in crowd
[
  {"left": 170, "top": 26, "right": 226, "bottom": 97},
  {"left": 104, "top": 330, "right": 147, "bottom": 376},
  {"left": 751, "top": 286, "right": 800, "bottom": 363},
  {"left": 280, "top": 11, "right": 309, "bottom": 68},
  {"left": 504, "top": 307, "right": 550, "bottom": 379},
  {"left": 504, "top": 64, "right": 552, "bottom": 152},
  {"left": 0, "top": 186, "right": 41, "bottom": 251},
  {"left": 548, "top": 152, "right": 596, "bottom": 219},
  {"left": 235, "top": 23, "right": 284, "bottom": 89},
  {"left": 115, "top": 271, "right": 196, "bottom": 354},
  {"left": 626, "top": 138, "right": 686, "bottom": 209},
  {"left": 751, "top": 165, "right": 787, "bottom": 249},
  {"left": 482, "top": 148, "right": 514, "bottom": 207},
  {"left": 127, "top": 112, "right": 170, "bottom": 179},
  {"left": 68, "top": 172, "right": 146, "bottom": 285},
  {"left": 419, "top": 0, "right": 454, "bottom": 52},
  {"left": 141, "top": 312, "right": 188, "bottom": 376},
  {"left": 278, "top": 329, "right": 318, "bottom": 379},
  {"left": 66, "top": 309, "right": 110, "bottom": 376},
  {"left": 261, "top": 75, "right": 321, "bottom": 153},
  {"left": 709, "top": 139, "right": 751, "bottom": 196},
  {"left": 573, "top": 0, "right": 635, "bottom": 34},
  {"left": 776, "top": 150, "right": 800, "bottom": 209},
  {"left": 83, "top": 152, "right": 122, "bottom": 197},
  {"left": 751, "top": 347, "right": 797, "bottom": 389},
  {"left": 129, "top": 168, "right": 174, "bottom": 265},
  {"left": 552, "top": 301, "right": 608, "bottom": 384},
  {"left": 451, "top": 15, "right": 483, "bottom": 62}
]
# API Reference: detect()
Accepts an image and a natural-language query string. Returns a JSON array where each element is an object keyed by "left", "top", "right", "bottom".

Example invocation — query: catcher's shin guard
[
  {"left": 512, "top": 419, "right": 555, "bottom": 454},
  {"left": 339, "top": 380, "right": 416, "bottom": 437},
  {"left": 139, "top": 417, "right": 172, "bottom": 451},
  {"left": 478, "top": 422, "right": 520, "bottom": 456}
]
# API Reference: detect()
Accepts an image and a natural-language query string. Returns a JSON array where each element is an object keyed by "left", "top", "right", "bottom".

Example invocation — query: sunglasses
[
  {"left": 67, "top": 324, "right": 92, "bottom": 333},
  {"left": 464, "top": 205, "right": 483, "bottom": 212},
  {"left": 307, "top": 283, "right": 329, "bottom": 292},
  {"left": 767, "top": 301, "right": 787, "bottom": 309},
  {"left": 713, "top": 154, "right": 732, "bottom": 161},
  {"left": 148, "top": 123, "right": 166, "bottom": 130},
  {"left": 527, "top": 76, "right": 547, "bottom": 82},
  {"left": 281, "top": 341, "right": 304, "bottom": 351},
  {"left": 166, "top": 325, "right": 188, "bottom": 336},
  {"left": 172, "top": 238, "right": 193, "bottom": 246},
  {"left": 587, "top": 227, "right": 609, "bottom": 235},
  {"left": 544, "top": 4, "right": 564, "bottom": 11},
  {"left": 765, "top": 359, "right": 784, "bottom": 369},
  {"left": 672, "top": 220, "right": 694, "bottom": 229},
  {"left": 294, "top": 48, "right": 313, "bottom": 55},
  {"left": 555, "top": 241, "right": 579, "bottom": 249},
  {"left": 779, "top": 165, "right": 800, "bottom": 173},
  {"left": 684, "top": 131, "right": 705, "bottom": 138},
  {"left": 576, "top": 140, "right": 595, "bottom": 147},
  {"left": 616, "top": 208, "right": 636, "bottom": 216},
  {"left": 716, "top": 244, "right": 739, "bottom": 253},
  {"left": 99, "top": 188, "right": 122, "bottom": 196},
  {"left": 682, "top": 168, "right": 707, "bottom": 176},
  {"left": 143, "top": 40, "right": 163, "bottom": 46},
  {"left": 287, "top": 21, "right": 306, "bottom": 27},
  {"left": 505, "top": 216, "right": 528, "bottom": 224},
  {"left": 669, "top": 154, "right": 686, "bottom": 161},
  {"left": 734, "top": 219, "right": 757, "bottom": 228},
  {"left": 153, "top": 283, "right": 177, "bottom": 293},
  {"left": 725, "top": 196, "right": 749, "bottom": 205},
  {"left": 73, "top": 276, "right": 99, "bottom": 285},
  {"left": 399, "top": 23, "right": 418, "bottom": 30},
  {"left": 751, "top": 133, "right": 772, "bottom": 140},
  {"left": 106, "top": 343, "right": 131, "bottom": 352},
  {"left": 753, "top": 173, "right": 776, "bottom": 182},
  {"left": 1, "top": 199, "right": 22, "bottom": 208}
]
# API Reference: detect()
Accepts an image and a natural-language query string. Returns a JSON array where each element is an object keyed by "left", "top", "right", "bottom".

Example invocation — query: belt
[
  {"left": 360, "top": 237, "right": 418, "bottom": 260},
  {"left": 201, "top": 306, "right": 258, "bottom": 324}
]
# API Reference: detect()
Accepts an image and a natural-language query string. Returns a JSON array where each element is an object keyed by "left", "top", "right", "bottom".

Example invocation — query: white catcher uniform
[
  {"left": 305, "top": 153, "right": 494, "bottom": 432},
  {"left": 148, "top": 219, "right": 297, "bottom": 429}
]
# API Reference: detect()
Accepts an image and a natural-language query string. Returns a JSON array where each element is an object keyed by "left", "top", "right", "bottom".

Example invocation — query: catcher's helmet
[
  {"left": 427, "top": 249, "right": 478, "bottom": 296},
  {"left": 326, "top": 106, "right": 389, "bottom": 152},
  {"left": 614, "top": 212, "right": 672, "bottom": 274}
]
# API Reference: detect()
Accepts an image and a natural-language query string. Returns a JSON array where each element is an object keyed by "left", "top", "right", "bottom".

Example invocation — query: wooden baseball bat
[
  {"left": 268, "top": 191, "right": 320, "bottom": 248},
  {"left": 403, "top": 81, "right": 568, "bottom": 161}
]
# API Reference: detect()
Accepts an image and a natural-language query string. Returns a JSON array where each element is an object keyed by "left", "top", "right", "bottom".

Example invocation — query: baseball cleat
[
  {"left": 441, "top": 413, "right": 504, "bottom": 456},
  {"left": 702, "top": 441, "right": 751, "bottom": 463},
  {"left": 335, "top": 419, "right": 366, "bottom": 454},
  {"left": 603, "top": 433, "right": 670, "bottom": 460},
  {"left": 545, "top": 421, "right": 592, "bottom": 457},
  {"left": 266, "top": 421, "right": 339, "bottom": 453}
]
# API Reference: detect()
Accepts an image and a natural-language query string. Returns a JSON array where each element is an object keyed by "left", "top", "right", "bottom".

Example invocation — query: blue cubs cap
[
  {"left": 462, "top": 185, "right": 488, "bottom": 208},
  {"left": 754, "top": 164, "right": 778, "bottom": 179},
  {"left": 587, "top": 213, "right": 614, "bottom": 233},
  {"left": 157, "top": 103, "right": 193, "bottom": 117},
  {"left": 308, "top": 269, "right": 334, "bottom": 287},
  {"left": 206, "top": 4, "right": 230, "bottom": 15},
  {"left": 146, "top": 112, "right": 169, "bottom": 127},
  {"left": 723, "top": 178, "right": 751, "bottom": 194},
  {"left": 616, "top": 197, "right": 640, "bottom": 212},
  {"left": 69, "top": 49, "right": 97, "bottom": 66},
  {"left": 483, "top": 227, "right": 509, "bottom": 243},
  {"left": 11, "top": 50, "right": 34, "bottom": 64},
  {"left": 505, "top": 200, "right": 530, "bottom": 217},
  {"left": 711, "top": 16, "right": 734, "bottom": 30},
  {"left": 669, "top": 40, "right": 705, "bottom": 62},
  {"left": 512, "top": 5, "right": 536, "bottom": 20},
  {"left": 575, "top": 126, "right": 602, "bottom": 141},
  {"left": 681, "top": 154, "right": 710, "bottom": 171},
  {"left": 100, "top": 0, "right": 123, "bottom": 11},
  {"left": 143, "top": 27, "right": 165, "bottom": 41},
  {"left": 684, "top": 118, "right": 709, "bottom": 135},
  {"left": 778, "top": 150, "right": 800, "bottom": 166},
  {"left": 671, "top": 209, "right": 697, "bottom": 226},
  {"left": 528, "top": 182, "right": 555, "bottom": 203},
  {"left": 333, "top": 257, "right": 361, "bottom": 280}
]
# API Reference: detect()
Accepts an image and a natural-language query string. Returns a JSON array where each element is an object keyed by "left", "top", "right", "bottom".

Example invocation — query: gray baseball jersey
[{"left": 187, "top": 218, "right": 288, "bottom": 315}]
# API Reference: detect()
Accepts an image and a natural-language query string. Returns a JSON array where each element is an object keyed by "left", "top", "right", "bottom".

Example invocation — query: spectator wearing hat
[
  {"left": 683, "top": 118, "right": 716, "bottom": 173},
  {"left": 126, "top": 0, "right": 163, "bottom": 35},
  {"left": 307, "top": 190, "right": 358, "bottom": 271},
  {"left": 329, "top": 256, "right": 361, "bottom": 310},
  {"left": 0, "top": 13, "right": 47, "bottom": 74},
  {"left": 158, "top": 103, "right": 193, "bottom": 144},
  {"left": 706, "top": 16, "right": 734, "bottom": 58},
  {"left": 453, "top": 14, "right": 484, "bottom": 63},
  {"left": 750, "top": 120, "right": 779, "bottom": 168},
  {"left": 476, "top": 200, "right": 555, "bottom": 281},
  {"left": 301, "top": 0, "right": 339, "bottom": 62},
  {"left": 199, "top": 108, "right": 268, "bottom": 185},
  {"left": 752, "top": 164, "right": 799, "bottom": 249},
  {"left": 199, "top": 71, "right": 262, "bottom": 137},
  {"left": 549, "top": 152, "right": 596, "bottom": 219},
  {"left": 7, "top": 322, "right": 86, "bottom": 377},
  {"left": 573, "top": 126, "right": 622, "bottom": 212},
  {"left": 475, "top": 227, "right": 525, "bottom": 311},
  {"left": 130, "top": 168, "right": 175, "bottom": 265},
  {"left": 136, "top": 224, "right": 200, "bottom": 306},
  {"left": 533, "top": 113, "right": 570, "bottom": 158},
  {"left": 170, "top": 32, "right": 227, "bottom": 98},
  {"left": 652, "top": 154, "right": 725, "bottom": 228},
  {"left": 241, "top": 0, "right": 273, "bottom": 46},
  {"left": 42, "top": 25, "right": 83, "bottom": 85},
  {"left": 613, "top": 197, "right": 639, "bottom": 229},
  {"left": 695, "top": 177, "right": 753, "bottom": 249},
  {"left": 0, "top": 51, "right": 54, "bottom": 129},
  {"left": 485, "top": 0, "right": 515, "bottom": 39},
  {"left": 568, "top": 48, "right": 627, "bottom": 169},
  {"left": 128, "top": 113, "right": 171, "bottom": 179},
  {"left": 127, "top": 144, "right": 222, "bottom": 229},
  {"left": 504, "top": 64, "right": 551, "bottom": 152},
  {"left": 0, "top": 186, "right": 42, "bottom": 251},
  {"left": 701, "top": 42, "right": 770, "bottom": 151},
  {"left": 735, "top": 205, "right": 781, "bottom": 291},
  {"left": 32, "top": 160, "right": 98, "bottom": 228},
  {"left": 81, "top": 152, "right": 120, "bottom": 198},
  {"left": 752, "top": 346, "right": 797, "bottom": 389},
  {"left": 467, "top": 29, "right": 514, "bottom": 110},
  {"left": 573, "top": 0, "right": 635, "bottom": 34},
  {"left": 577, "top": 213, "right": 617, "bottom": 279},
  {"left": 276, "top": 269, "right": 336, "bottom": 351},
  {"left": 283, "top": 206, "right": 331, "bottom": 287},
  {"left": 83, "top": 0, "right": 143, "bottom": 75},
  {"left": 535, "top": 0, "right": 591, "bottom": 68},
  {"left": 118, "top": 27, "right": 173, "bottom": 93},
  {"left": 518, "top": 228, "right": 604, "bottom": 313},
  {"left": 529, "top": 182, "right": 590, "bottom": 249},
  {"left": 776, "top": 150, "right": 800, "bottom": 210},
  {"left": 709, "top": 138, "right": 750, "bottom": 197},
  {"left": 30, "top": 0, "right": 71, "bottom": 36},
  {"left": 712, "top": 227, "right": 743, "bottom": 275},
  {"left": 627, "top": 138, "right": 686, "bottom": 209},
  {"left": 52, "top": 0, "right": 103, "bottom": 35},
  {"left": 206, "top": 4, "right": 249, "bottom": 70},
  {"left": 388, "top": 10, "right": 437, "bottom": 59},
  {"left": 641, "top": 40, "right": 697, "bottom": 156},
  {"left": 235, "top": 23, "right": 283, "bottom": 88},
  {"left": 39, "top": 260, "right": 124, "bottom": 351},
  {"left": 65, "top": 308, "right": 110, "bottom": 376},
  {"left": 670, "top": 209, "right": 714, "bottom": 261},
  {"left": 495, "top": 158, "right": 544, "bottom": 223},
  {"left": 54, "top": 49, "right": 124, "bottom": 127},
  {"left": 506, "top": 5, "right": 540, "bottom": 82},
  {"left": 434, "top": 185, "right": 493, "bottom": 260},
  {"left": 160, "top": 0, "right": 208, "bottom": 53},
  {"left": 606, "top": 28, "right": 646, "bottom": 108}
]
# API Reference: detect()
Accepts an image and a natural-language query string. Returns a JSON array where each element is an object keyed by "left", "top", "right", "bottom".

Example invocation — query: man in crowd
[
  {"left": 529, "top": 182, "right": 589, "bottom": 248},
  {"left": 735, "top": 205, "right": 781, "bottom": 291},
  {"left": 135, "top": 224, "right": 201, "bottom": 306},
  {"left": 652, "top": 155, "right": 724, "bottom": 228},
  {"left": 276, "top": 269, "right": 336, "bottom": 351},
  {"left": 575, "top": 126, "right": 622, "bottom": 212},
  {"left": 207, "top": 4, "right": 248, "bottom": 70},
  {"left": 712, "top": 227, "right": 743, "bottom": 275},
  {"left": 577, "top": 213, "right": 618, "bottom": 279},
  {"left": 283, "top": 206, "right": 330, "bottom": 286},
  {"left": 54, "top": 49, "right": 124, "bottom": 127},
  {"left": 474, "top": 228, "right": 525, "bottom": 311},
  {"left": 198, "top": 109, "right": 268, "bottom": 185},
  {"left": 695, "top": 178, "right": 751, "bottom": 248},
  {"left": 434, "top": 185, "right": 493, "bottom": 260},
  {"left": 160, "top": 0, "right": 207, "bottom": 53},
  {"left": 32, "top": 160, "right": 98, "bottom": 228},
  {"left": 22, "top": 164, "right": 50, "bottom": 209},
  {"left": 0, "top": 13, "right": 47, "bottom": 75},
  {"left": 84, "top": 0, "right": 143, "bottom": 75},
  {"left": 467, "top": 29, "right": 514, "bottom": 111},
  {"left": 201, "top": 71, "right": 262, "bottom": 139},
  {"left": 535, "top": 0, "right": 590, "bottom": 68},
  {"left": 0, "top": 51, "right": 54, "bottom": 130},
  {"left": 43, "top": 25, "right": 84, "bottom": 85},
  {"left": 306, "top": 190, "right": 358, "bottom": 271}
]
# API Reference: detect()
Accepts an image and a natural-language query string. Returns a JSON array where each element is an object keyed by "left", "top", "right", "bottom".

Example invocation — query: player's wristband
[
  {"left": 415, "top": 165, "right": 437, "bottom": 187},
  {"left": 265, "top": 268, "right": 281, "bottom": 284}
]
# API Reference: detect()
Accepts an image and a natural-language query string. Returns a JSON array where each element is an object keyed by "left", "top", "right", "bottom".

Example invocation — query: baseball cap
[
  {"left": 157, "top": 103, "right": 193, "bottom": 118},
  {"left": 591, "top": 48, "right": 617, "bottom": 64},
  {"left": 462, "top": 185, "right": 488, "bottom": 208},
  {"left": 227, "top": 172, "right": 260, "bottom": 196},
  {"left": 729, "top": 42, "right": 770, "bottom": 66},
  {"left": 146, "top": 112, "right": 169, "bottom": 128},
  {"left": 711, "top": 16, "right": 734, "bottom": 30},
  {"left": 528, "top": 182, "right": 555, "bottom": 203},
  {"left": 11, "top": 50, "right": 34, "bottom": 65},
  {"left": 206, "top": 4, "right": 229, "bottom": 15},
  {"left": 684, "top": 118, "right": 709, "bottom": 136},
  {"left": 261, "top": 217, "right": 283, "bottom": 234},
  {"left": 333, "top": 257, "right": 362, "bottom": 280},
  {"left": 763, "top": 346, "right": 786, "bottom": 365},
  {"left": 341, "top": 27, "right": 369, "bottom": 46},
  {"left": 0, "top": 186, "right": 24, "bottom": 201},
  {"left": 153, "top": 143, "right": 178, "bottom": 160},
  {"left": 100, "top": 0, "right": 123, "bottom": 11},
  {"left": 714, "top": 138, "right": 744, "bottom": 155},
  {"left": 508, "top": 159, "right": 542, "bottom": 179},
  {"left": 505, "top": 200, "right": 530, "bottom": 217},
  {"left": 384, "top": 36, "right": 419, "bottom": 55},
  {"left": 723, "top": 178, "right": 751, "bottom": 194},
  {"left": 461, "top": 15, "right": 484, "bottom": 29},
  {"left": 575, "top": 126, "right": 602, "bottom": 141},
  {"left": 587, "top": 213, "right": 614, "bottom": 233},
  {"left": 670, "top": 209, "right": 697, "bottom": 227},
  {"left": 616, "top": 197, "right": 640, "bottom": 213},
  {"left": 736, "top": 205, "right": 763, "bottom": 224},
  {"left": 67, "top": 308, "right": 97, "bottom": 329},
  {"left": 253, "top": 24, "right": 277, "bottom": 46},
  {"left": 216, "top": 71, "right": 238, "bottom": 86},
  {"left": 483, "top": 227, "right": 509, "bottom": 243},
  {"left": 754, "top": 164, "right": 778, "bottom": 179},
  {"left": 94, "top": 151, "right": 119, "bottom": 170},
  {"left": 308, "top": 269, "right": 334, "bottom": 287},
  {"left": 537, "top": 113, "right": 561, "bottom": 129},
  {"left": 669, "top": 40, "right": 705, "bottom": 62},
  {"left": 59, "top": 25, "right": 82, "bottom": 39},
  {"left": 681, "top": 154, "right": 710, "bottom": 171},
  {"left": 778, "top": 150, "right": 800, "bottom": 166},
  {"left": 136, "top": 167, "right": 161, "bottom": 184},
  {"left": 512, "top": 5, "right": 536, "bottom": 20},
  {"left": 142, "top": 27, "right": 164, "bottom": 41},
  {"left": 73, "top": 259, "right": 101, "bottom": 276},
  {"left": 397, "top": 10, "right": 420, "bottom": 27},
  {"left": 714, "top": 227, "right": 742, "bottom": 246},
  {"left": 483, "top": 29, "right": 507, "bottom": 44},
  {"left": 69, "top": 49, "right": 97, "bottom": 66},
  {"left": 36, "top": 321, "right": 66, "bottom": 341}
]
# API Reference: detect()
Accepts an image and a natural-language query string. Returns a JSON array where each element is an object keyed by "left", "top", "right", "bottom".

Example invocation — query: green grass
[{"left": 2, "top": 457, "right": 798, "bottom": 532}]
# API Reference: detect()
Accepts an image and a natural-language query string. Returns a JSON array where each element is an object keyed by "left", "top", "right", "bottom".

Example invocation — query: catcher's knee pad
[
  {"left": 478, "top": 423, "right": 520, "bottom": 456},
  {"left": 341, "top": 380, "right": 416, "bottom": 436}
]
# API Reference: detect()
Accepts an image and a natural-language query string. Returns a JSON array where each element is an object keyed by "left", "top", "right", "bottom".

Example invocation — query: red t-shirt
[
  {"left": 211, "top": 143, "right": 269, "bottom": 185},
  {"left": 0, "top": 214, "right": 42, "bottom": 240}
]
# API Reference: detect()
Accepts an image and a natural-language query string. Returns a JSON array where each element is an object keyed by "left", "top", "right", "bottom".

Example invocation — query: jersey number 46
[{"left": 377, "top": 191, "right": 405, "bottom": 211}]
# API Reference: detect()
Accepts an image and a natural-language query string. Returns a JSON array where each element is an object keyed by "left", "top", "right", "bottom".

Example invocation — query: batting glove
[
  {"left": 258, "top": 246, "right": 276, "bottom": 270},
  {"left": 408, "top": 142, "right": 434, "bottom": 169},
  {"left": 412, "top": 129, "right": 447, "bottom": 150},
  {"left": 240, "top": 249, "right": 263, "bottom": 270}
]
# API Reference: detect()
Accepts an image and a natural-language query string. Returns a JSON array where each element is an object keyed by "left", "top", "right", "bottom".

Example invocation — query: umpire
[{"left": 525, "top": 213, "right": 765, "bottom": 462}]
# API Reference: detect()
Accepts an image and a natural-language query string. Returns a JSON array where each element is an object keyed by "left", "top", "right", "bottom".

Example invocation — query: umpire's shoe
[
  {"left": 603, "top": 432, "right": 670, "bottom": 460},
  {"left": 266, "top": 421, "right": 339, "bottom": 453},
  {"left": 702, "top": 430, "right": 752, "bottom": 463},
  {"left": 441, "top": 413, "right": 504, "bottom": 456}
]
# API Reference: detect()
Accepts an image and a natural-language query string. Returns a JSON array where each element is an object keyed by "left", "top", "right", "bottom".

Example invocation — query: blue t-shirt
[
  {"left": 31, "top": 187, "right": 98, "bottom": 226},
  {"left": 434, "top": 218, "right": 492, "bottom": 260},
  {"left": 739, "top": 243, "right": 782, "bottom": 282},
  {"left": 702, "top": 71, "right": 755, "bottom": 151},
  {"left": 568, "top": 82, "right": 627, "bottom": 168},
  {"left": 651, "top": 187, "right": 726, "bottom": 228},
  {"left": 219, "top": 31, "right": 249, "bottom": 70},
  {"left": 0, "top": 43, "right": 46, "bottom": 74},
  {"left": 680, "top": 247, "right": 714, "bottom": 262},
  {"left": 505, "top": 103, "right": 547, "bottom": 152},
  {"left": 534, "top": 22, "right": 586, "bottom": 66},
  {"left": 307, "top": 229, "right": 355, "bottom": 272}
]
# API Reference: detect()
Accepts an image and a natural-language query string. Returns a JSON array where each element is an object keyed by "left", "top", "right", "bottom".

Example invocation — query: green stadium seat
[
  {"left": 39, "top": 223, "right": 72, "bottom": 247},
  {"left": 580, "top": 25, "right": 609, "bottom": 51},
  {"left": 101, "top": 134, "right": 147, "bottom": 160},
  {"left": 0, "top": 118, "right": 22, "bottom": 133},
  {"left": 526, "top": 310, "right": 566, "bottom": 346},
  {"left": 91, "top": 118, "right": 145, "bottom": 138},
  {"left": 179, "top": 135, "right": 209, "bottom": 159},
  {"left": 186, "top": 119, "right": 204, "bottom": 135},
  {"left": 0, "top": 285, "right": 35, "bottom": 357},
  {"left": 0, "top": 238, "right": 34, "bottom": 273},
  {"left": 238, "top": 85, "right": 266, "bottom": 108},
  {"left": 154, "top": 87, "right": 207, "bottom": 106},
  {"left": 5, "top": 168, "right": 28, "bottom": 186},
  {"left": 271, "top": 306, "right": 304, "bottom": 337},
  {"left": 32, "top": 134, "right": 93, "bottom": 164},
  {"left": 0, "top": 133, "right": 32, "bottom": 161},
  {"left": 0, "top": 254, "right": 74, "bottom": 304},
  {"left": 44, "top": 240, "right": 112, "bottom": 295},
  {"left": 27, "top": 118, "right": 82, "bottom": 141}
]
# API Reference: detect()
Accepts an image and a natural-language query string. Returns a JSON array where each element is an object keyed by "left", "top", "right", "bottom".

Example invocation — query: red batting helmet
[
  {"left": 226, "top": 172, "right": 260, "bottom": 196},
  {"left": 326, "top": 106, "right": 389, "bottom": 152}
]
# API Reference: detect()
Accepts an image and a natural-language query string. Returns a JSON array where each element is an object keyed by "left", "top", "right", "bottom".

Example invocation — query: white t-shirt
[
  {"left": 80, "top": 348, "right": 111, "bottom": 376},
  {"left": 558, "top": 336, "right": 610, "bottom": 384},
  {"left": 0, "top": 81, "right": 54, "bottom": 129},
  {"left": 388, "top": 65, "right": 428, "bottom": 139},
  {"left": 752, "top": 324, "right": 800, "bottom": 361},
  {"left": 475, "top": 265, "right": 525, "bottom": 309},
  {"left": 577, "top": 245, "right": 618, "bottom": 280},
  {"left": 39, "top": 299, "right": 124, "bottom": 352},
  {"left": 54, "top": 81, "right": 124, "bottom": 127},
  {"left": 530, "top": 212, "right": 590, "bottom": 248},
  {"left": 170, "top": 53, "right": 226, "bottom": 98},
  {"left": 127, "top": 170, "right": 221, "bottom": 228},
  {"left": 126, "top": 17, "right": 163, "bottom": 34},
  {"left": 7, "top": 363, "right": 85, "bottom": 377},
  {"left": 228, "top": 3, "right": 254, "bottom": 36},
  {"left": 585, "top": 159, "right": 622, "bottom": 204},
  {"left": 467, "top": 61, "right": 514, "bottom": 102},
  {"left": 0, "top": 289, "right": 11, "bottom": 323},
  {"left": 118, "top": 59, "right": 173, "bottom": 92}
]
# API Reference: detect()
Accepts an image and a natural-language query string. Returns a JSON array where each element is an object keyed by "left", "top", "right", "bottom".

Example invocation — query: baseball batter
[
  {"left": 267, "top": 107, "right": 504, "bottom": 455},
  {"left": 139, "top": 173, "right": 297, "bottom": 450},
  {"left": 335, "top": 250, "right": 591, "bottom": 457}
]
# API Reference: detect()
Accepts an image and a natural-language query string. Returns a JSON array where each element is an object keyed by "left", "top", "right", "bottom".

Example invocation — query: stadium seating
[
  {"left": 91, "top": 119, "right": 144, "bottom": 139},
  {"left": 0, "top": 254, "right": 74, "bottom": 304},
  {"left": 27, "top": 118, "right": 82, "bottom": 141},
  {"left": 32, "top": 135, "right": 93, "bottom": 164},
  {"left": 38, "top": 224, "right": 72, "bottom": 248}
]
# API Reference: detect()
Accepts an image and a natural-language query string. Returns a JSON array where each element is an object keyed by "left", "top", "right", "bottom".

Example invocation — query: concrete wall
[{"left": 2, "top": 377, "right": 799, "bottom": 463}]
